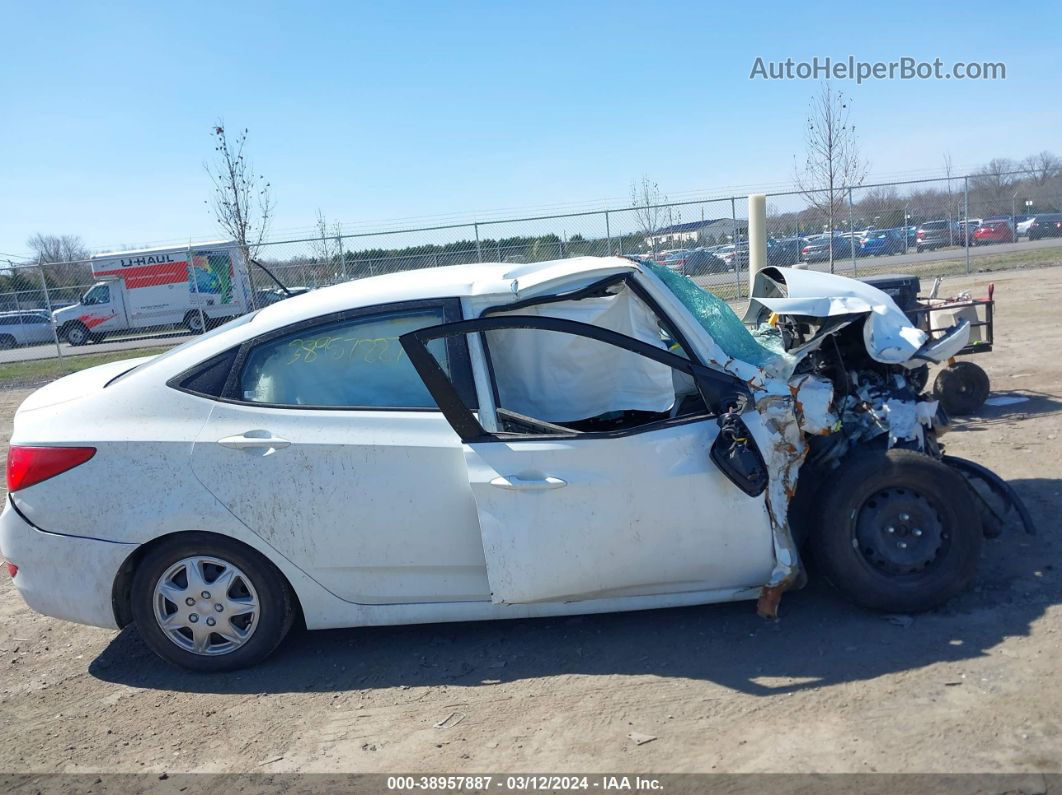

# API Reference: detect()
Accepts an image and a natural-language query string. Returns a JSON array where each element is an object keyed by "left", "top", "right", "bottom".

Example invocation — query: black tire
[
  {"left": 916, "top": 245, "right": 924, "bottom": 253},
  {"left": 933, "top": 361, "right": 990, "bottom": 415},
  {"left": 64, "top": 322, "right": 90, "bottom": 346},
  {"left": 184, "top": 311, "right": 207, "bottom": 334},
  {"left": 0, "top": 334, "right": 15, "bottom": 350},
  {"left": 130, "top": 533, "right": 295, "bottom": 672},
  {"left": 811, "top": 449, "right": 983, "bottom": 613}
]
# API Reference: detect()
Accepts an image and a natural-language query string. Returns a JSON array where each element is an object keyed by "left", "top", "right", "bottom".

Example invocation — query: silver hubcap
[{"left": 152, "top": 556, "right": 260, "bottom": 656}]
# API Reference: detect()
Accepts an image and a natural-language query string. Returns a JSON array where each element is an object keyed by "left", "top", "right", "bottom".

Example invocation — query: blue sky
[{"left": 1, "top": 0, "right": 1059, "bottom": 257}]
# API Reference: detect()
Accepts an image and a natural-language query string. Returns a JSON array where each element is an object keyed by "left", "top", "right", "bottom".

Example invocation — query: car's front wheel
[
  {"left": 811, "top": 449, "right": 982, "bottom": 614},
  {"left": 64, "top": 322, "right": 90, "bottom": 346},
  {"left": 130, "top": 534, "right": 295, "bottom": 671}
]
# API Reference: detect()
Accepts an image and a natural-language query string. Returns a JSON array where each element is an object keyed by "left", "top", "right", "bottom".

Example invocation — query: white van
[{"left": 53, "top": 243, "right": 253, "bottom": 345}]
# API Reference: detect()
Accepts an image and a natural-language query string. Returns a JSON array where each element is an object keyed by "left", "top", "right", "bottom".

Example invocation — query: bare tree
[
  {"left": 1021, "top": 151, "right": 1061, "bottom": 185},
  {"left": 206, "top": 121, "right": 274, "bottom": 260},
  {"left": 943, "top": 153, "right": 957, "bottom": 243},
  {"left": 970, "top": 158, "right": 1018, "bottom": 216},
  {"left": 312, "top": 210, "right": 345, "bottom": 283},
  {"left": 795, "top": 83, "right": 869, "bottom": 271},
  {"left": 630, "top": 176, "right": 668, "bottom": 254},
  {"left": 26, "top": 233, "right": 89, "bottom": 265},
  {"left": 26, "top": 233, "right": 92, "bottom": 287}
]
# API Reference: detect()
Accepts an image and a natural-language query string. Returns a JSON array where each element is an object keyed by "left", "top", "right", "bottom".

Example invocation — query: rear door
[
  {"left": 22, "top": 312, "right": 56, "bottom": 344},
  {"left": 400, "top": 314, "right": 777, "bottom": 605},
  {"left": 188, "top": 298, "right": 492, "bottom": 604}
]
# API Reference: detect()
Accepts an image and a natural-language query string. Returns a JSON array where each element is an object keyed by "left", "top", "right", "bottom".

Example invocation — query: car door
[
  {"left": 78, "top": 283, "right": 123, "bottom": 333},
  {"left": 187, "top": 299, "right": 492, "bottom": 605},
  {"left": 24, "top": 313, "right": 55, "bottom": 344},
  {"left": 399, "top": 313, "right": 777, "bottom": 605}
]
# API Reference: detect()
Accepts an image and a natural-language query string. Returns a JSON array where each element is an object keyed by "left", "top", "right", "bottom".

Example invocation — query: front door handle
[
  {"left": 217, "top": 432, "right": 291, "bottom": 451},
  {"left": 489, "top": 475, "right": 567, "bottom": 491}
]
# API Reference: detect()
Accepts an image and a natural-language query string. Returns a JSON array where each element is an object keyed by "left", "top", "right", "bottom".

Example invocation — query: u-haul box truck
[{"left": 52, "top": 242, "right": 254, "bottom": 345}]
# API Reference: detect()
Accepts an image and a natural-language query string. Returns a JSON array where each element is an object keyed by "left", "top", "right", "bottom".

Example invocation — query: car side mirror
[{"left": 709, "top": 407, "right": 768, "bottom": 497}]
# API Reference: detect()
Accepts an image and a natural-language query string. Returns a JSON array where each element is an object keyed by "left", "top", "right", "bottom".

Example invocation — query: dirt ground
[{"left": 1, "top": 266, "right": 1061, "bottom": 776}]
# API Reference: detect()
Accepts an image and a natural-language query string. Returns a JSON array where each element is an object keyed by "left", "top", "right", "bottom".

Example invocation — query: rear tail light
[
  {"left": 6, "top": 446, "right": 96, "bottom": 493},
  {"left": 4, "top": 561, "right": 16, "bottom": 578}
]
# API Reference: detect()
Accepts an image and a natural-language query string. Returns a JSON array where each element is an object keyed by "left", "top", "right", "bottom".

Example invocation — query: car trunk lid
[{"left": 16, "top": 355, "right": 155, "bottom": 414}]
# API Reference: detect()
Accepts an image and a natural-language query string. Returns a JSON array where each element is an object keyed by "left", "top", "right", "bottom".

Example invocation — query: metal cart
[{"left": 861, "top": 274, "right": 996, "bottom": 415}]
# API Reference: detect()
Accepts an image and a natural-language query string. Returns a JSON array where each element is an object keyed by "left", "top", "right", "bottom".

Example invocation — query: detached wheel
[
  {"left": 184, "top": 311, "right": 207, "bottom": 334},
  {"left": 812, "top": 449, "right": 983, "bottom": 613},
  {"left": 933, "top": 361, "right": 990, "bottom": 415},
  {"left": 130, "top": 534, "right": 295, "bottom": 672}
]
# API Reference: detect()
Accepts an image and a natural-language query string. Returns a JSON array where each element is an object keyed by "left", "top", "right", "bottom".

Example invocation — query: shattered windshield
[{"left": 646, "top": 263, "right": 788, "bottom": 369}]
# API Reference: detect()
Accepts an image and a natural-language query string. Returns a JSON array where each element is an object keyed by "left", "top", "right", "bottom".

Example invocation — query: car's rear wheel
[
  {"left": 130, "top": 534, "right": 295, "bottom": 671},
  {"left": 184, "top": 311, "right": 206, "bottom": 334},
  {"left": 811, "top": 449, "right": 982, "bottom": 613},
  {"left": 0, "top": 334, "right": 15, "bottom": 350}
]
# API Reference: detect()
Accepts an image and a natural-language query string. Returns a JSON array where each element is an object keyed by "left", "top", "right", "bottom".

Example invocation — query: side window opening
[
  {"left": 475, "top": 282, "right": 709, "bottom": 436},
  {"left": 83, "top": 284, "right": 110, "bottom": 305},
  {"left": 482, "top": 326, "right": 708, "bottom": 436}
]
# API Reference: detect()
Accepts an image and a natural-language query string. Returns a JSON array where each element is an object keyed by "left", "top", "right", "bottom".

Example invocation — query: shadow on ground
[
  {"left": 950, "top": 390, "right": 1062, "bottom": 432},
  {"left": 89, "top": 478, "right": 1059, "bottom": 700}
]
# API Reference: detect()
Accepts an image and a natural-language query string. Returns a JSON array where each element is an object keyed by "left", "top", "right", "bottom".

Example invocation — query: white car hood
[{"left": 745, "top": 267, "right": 936, "bottom": 365}]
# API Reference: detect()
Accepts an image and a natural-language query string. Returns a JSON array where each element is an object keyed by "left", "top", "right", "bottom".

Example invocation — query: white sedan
[{"left": 1, "top": 257, "right": 1023, "bottom": 671}]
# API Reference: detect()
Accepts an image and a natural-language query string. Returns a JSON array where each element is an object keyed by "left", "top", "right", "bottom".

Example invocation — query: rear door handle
[
  {"left": 217, "top": 432, "right": 291, "bottom": 451},
  {"left": 489, "top": 475, "right": 567, "bottom": 491}
]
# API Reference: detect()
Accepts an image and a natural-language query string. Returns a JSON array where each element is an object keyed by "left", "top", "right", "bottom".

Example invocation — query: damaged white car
[{"left": 0, "top": 257, "right": 1030, "bottom": 671}]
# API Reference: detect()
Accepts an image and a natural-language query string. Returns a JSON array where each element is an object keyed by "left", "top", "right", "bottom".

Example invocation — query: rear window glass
[
  {"left": 238, "top": 308, "right": 448, "bottom": 408},
  {"left": 922, "top": 222, "right": 947, "bottom": 230}
]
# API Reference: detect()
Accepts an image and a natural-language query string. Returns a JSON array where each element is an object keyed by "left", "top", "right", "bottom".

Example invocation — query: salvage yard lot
[{"left": 0, "top": 265, "right": 1060, "bottom": 774}]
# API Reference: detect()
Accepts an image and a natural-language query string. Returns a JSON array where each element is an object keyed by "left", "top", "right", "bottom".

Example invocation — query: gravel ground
[{"left": 0, "top": 266, "right": 1060, "bottom": 775}]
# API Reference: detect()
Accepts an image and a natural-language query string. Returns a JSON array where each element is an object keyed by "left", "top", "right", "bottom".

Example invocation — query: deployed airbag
[{"left": 486, "top": 288, "right": 676, "bottom": 422}]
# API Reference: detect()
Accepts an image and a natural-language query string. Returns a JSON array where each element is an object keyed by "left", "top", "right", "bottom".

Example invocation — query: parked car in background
[
  {"left": 1016, "top": 216, "right": 1037, "bottom": 238},
  {"left": 715, "top": 244, "right": 749, "bottom": 270},
  {"left": 682, "top": 248, "right": 729, "bottom": 275},
  {"left": 254, "top": 287, "right": 311, "bottom": 307},
  {"left": 957, "top": 219, "right": 982, "bottom": 246},
  {"left": 860, "top": 228, "right": 905, "bottom": 257},
  {"left": 1027, "top": 213, "right": 1062, "bottom": 240},
  {"left": 801, "top": 234, "right": 851, "bottom": 263},
  {"left": 916, "top": 220, "right": 959, "bottom": 252},
  {"left": 660, "top": 250, "right": 691, "bottom": 271},
  {"left": 766, "top": 238, "right": 804, "bottom": 267},
  {"left": 973, "top": 220, "right": 1015, "bottom": 245},
  {"left": 0, "top": 310, "right": 56, "bottom": 349}
]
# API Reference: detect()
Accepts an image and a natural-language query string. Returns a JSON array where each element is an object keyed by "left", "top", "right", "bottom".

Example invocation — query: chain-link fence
[{"left": 2, "top": 168, "right": 1061, "bottom": 375}]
